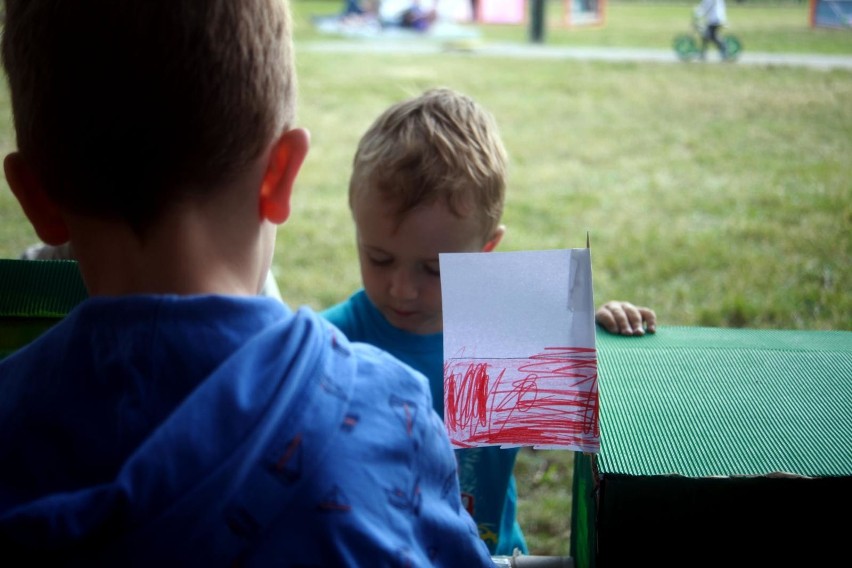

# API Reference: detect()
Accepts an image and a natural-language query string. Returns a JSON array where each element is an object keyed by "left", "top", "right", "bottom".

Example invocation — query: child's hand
[{"left": 595, "top": 301, "right": 657, "bottom": 336}]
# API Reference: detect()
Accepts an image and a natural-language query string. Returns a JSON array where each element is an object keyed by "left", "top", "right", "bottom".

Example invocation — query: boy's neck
[{"left": 67, "top": 201, "right": 273, "bottom": 297}]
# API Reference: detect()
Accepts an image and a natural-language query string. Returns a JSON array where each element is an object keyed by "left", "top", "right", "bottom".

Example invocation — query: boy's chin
[{"left": 381, "top": 308, "right": 441, "bottom": 336}]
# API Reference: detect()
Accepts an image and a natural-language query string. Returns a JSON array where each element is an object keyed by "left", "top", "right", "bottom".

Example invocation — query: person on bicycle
[{"left": 694, "top": 0, "right": 727, "bottom": 60}]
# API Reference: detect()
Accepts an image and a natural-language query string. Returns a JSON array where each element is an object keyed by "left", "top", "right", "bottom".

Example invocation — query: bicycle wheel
[
  {"left": 723, "top": 35, "right": 742, "bottom": 61},
  {"left": 673, "top": 34, "right": 698, "bottom": 61}
]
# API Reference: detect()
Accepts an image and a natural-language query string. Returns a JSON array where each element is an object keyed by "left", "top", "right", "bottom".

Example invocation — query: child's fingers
[
  {"left": 594, "top": 306, "right": 621, "bottom": 334},
  {"left": 596, "top": 301, "right": 640, "bottom": 335},
  {"left": 596, "top": 301, "right": 657, "bottom": 336},
  {"left": 637, "top": 307, "right": 657, "bottom": 334}
]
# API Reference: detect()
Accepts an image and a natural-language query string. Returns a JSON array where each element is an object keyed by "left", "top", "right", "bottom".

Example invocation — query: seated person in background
[
  {"left": 379, "top": 0, "right": 438, "bottom": 30},
  {"left": 338, "top": 0, "right": 380, "bottom": 25},
  {"left": 341, "top": 0, "right": 372, "bottom": 16},
  {"left": 322, "top": 87, "right": 656, "bottom": 555},
  {"left": 0, "top": 1, "right": 493, "bottom": 565}
]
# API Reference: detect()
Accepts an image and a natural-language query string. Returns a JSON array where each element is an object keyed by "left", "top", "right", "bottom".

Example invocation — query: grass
[{"left": 0, "top": 0, "right": 850, "bottom": 558}]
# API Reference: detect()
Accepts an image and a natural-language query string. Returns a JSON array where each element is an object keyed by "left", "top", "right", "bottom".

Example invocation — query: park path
[{"left": 300, "top": 40, "right": 852, "bottom": 71}]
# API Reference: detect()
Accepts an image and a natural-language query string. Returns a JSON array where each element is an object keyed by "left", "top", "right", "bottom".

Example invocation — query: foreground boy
[
  {"left": 322, "top": 87, "right": 656, "bottom": 554},
  {"left": 0, "top": 2, "right": 493, "bottom": 565}
]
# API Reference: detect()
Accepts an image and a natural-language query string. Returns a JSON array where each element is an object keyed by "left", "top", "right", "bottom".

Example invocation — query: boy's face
[{"left": 353, "top": 190, "right": 495, "bottom": 335}]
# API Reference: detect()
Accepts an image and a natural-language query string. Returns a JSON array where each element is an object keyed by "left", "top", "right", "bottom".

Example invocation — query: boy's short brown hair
[
  {"left": 349, "top": 87, "right": 507, "bottom": 236},
  {"left": 1, "top": 0, "right": 296, "bottom": 235}
]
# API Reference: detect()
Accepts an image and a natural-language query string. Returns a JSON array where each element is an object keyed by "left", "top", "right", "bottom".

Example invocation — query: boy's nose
[{"left": 389, "top": 268, "right": 418, "bottom": 300}]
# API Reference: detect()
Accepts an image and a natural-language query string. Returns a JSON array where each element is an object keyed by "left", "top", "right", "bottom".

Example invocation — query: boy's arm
[{"left": 595, "top": 300, "right": 657, "bottom": 336}]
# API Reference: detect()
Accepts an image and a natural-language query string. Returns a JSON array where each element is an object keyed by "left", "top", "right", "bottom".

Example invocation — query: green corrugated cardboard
[
  {"left": 0, "top": 259, "right": 87, "bottom": 359},
  {"left": 572, "top": 327, "right": 852, "bottom": 567}
]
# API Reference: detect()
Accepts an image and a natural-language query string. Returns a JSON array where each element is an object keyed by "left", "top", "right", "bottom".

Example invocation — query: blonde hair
[
  {"left": 349, "top": 88, "right": 507, "bottom": 236},
  {"left": 1, "top": 0, "right": 296, "bottom": 235}
]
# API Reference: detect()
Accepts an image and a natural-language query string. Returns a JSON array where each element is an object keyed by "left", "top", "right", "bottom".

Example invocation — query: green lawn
[{"left": 0, "top": 0, "right": 849, "bottom": 557}]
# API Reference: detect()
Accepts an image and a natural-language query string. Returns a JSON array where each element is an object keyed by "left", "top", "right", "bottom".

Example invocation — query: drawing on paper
[{"left": 440, "top": 248, "right": 600, "bottom": 452}]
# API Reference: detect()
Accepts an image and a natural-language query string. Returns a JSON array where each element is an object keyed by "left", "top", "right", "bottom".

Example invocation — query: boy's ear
[
  {"left": 4, "top": 152, "right": 70, "bottom": 245},
  {"left": 481, "top": 224, "right": 505, "bottom": 252},
  {"left": 259, "top": 128, "right": 310, "bottom": 224}
]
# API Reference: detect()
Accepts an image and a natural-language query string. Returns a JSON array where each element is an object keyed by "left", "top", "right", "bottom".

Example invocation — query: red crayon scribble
[
  {"left": 444, "top": 362, "right": 499, "bottom": 431},
  {"left": 444, "top": 347, "right": 599, "bottom": 451}
]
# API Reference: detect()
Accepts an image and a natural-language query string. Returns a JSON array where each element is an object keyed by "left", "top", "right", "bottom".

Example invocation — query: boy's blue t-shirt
[
  {"left": 0, "top": 295, "right": 494, "bottom": 566},
  {"left": 322, "top": 289, "right": 528, "bottom": 556}
]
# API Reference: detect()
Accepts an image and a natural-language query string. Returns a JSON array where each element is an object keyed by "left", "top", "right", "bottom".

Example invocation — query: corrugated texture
[
  {"left": 0, "top": 259, "right": 88, "bottom": 359},
  {"left": 0, "top": 259, "right": 87, "bottom": 317},
  {"left": 594, "top": 326, "right": 852, "bottom": 478}
]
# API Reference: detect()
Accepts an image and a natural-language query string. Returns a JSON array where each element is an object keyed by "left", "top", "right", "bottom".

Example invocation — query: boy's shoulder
[
  {"left": 324, "top": 317, "right": 432, "bottom": 392},
  {"left": 320, "top": 289, "right": 373, "bottom": 339}
]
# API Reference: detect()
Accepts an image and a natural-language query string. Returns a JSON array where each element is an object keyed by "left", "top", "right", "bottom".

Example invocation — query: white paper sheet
[{"left": 440, "top": 248, "right": 600, "bottom": 451}]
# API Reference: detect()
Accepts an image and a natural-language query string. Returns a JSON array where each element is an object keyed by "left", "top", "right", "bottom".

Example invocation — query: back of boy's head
[
  {"left": 1, "top": 0, "right": 296, "bottom": 236},
  {"left": 349, "top": 87, "right": 507, "bottom": 236}
]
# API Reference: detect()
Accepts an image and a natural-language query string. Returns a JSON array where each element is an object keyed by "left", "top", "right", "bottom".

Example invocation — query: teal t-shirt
[{"left": 322, "top": 290, "right": 528, "bottom": 555}]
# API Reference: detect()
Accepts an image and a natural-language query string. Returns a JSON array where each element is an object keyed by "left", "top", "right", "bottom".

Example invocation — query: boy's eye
[
  {"left": 367, "top": 256, "right": 392, "bottom": 267},
  {"left": 424, "top": 264, "right": 440, "bottom": 277}
]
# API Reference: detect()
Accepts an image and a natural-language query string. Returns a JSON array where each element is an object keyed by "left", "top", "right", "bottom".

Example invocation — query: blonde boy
[{"left": 323, "top": 87, "right": 656, "bottom": 554}]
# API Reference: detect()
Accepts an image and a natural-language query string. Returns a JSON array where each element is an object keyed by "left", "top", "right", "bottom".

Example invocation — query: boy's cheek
[{"left": 360, "top": 268, "right": 386, "bottom": 297}]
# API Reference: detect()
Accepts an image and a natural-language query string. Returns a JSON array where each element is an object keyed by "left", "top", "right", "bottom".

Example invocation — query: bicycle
[{"left": 673, "top": 17, "right": 742, "bottom": 62}]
